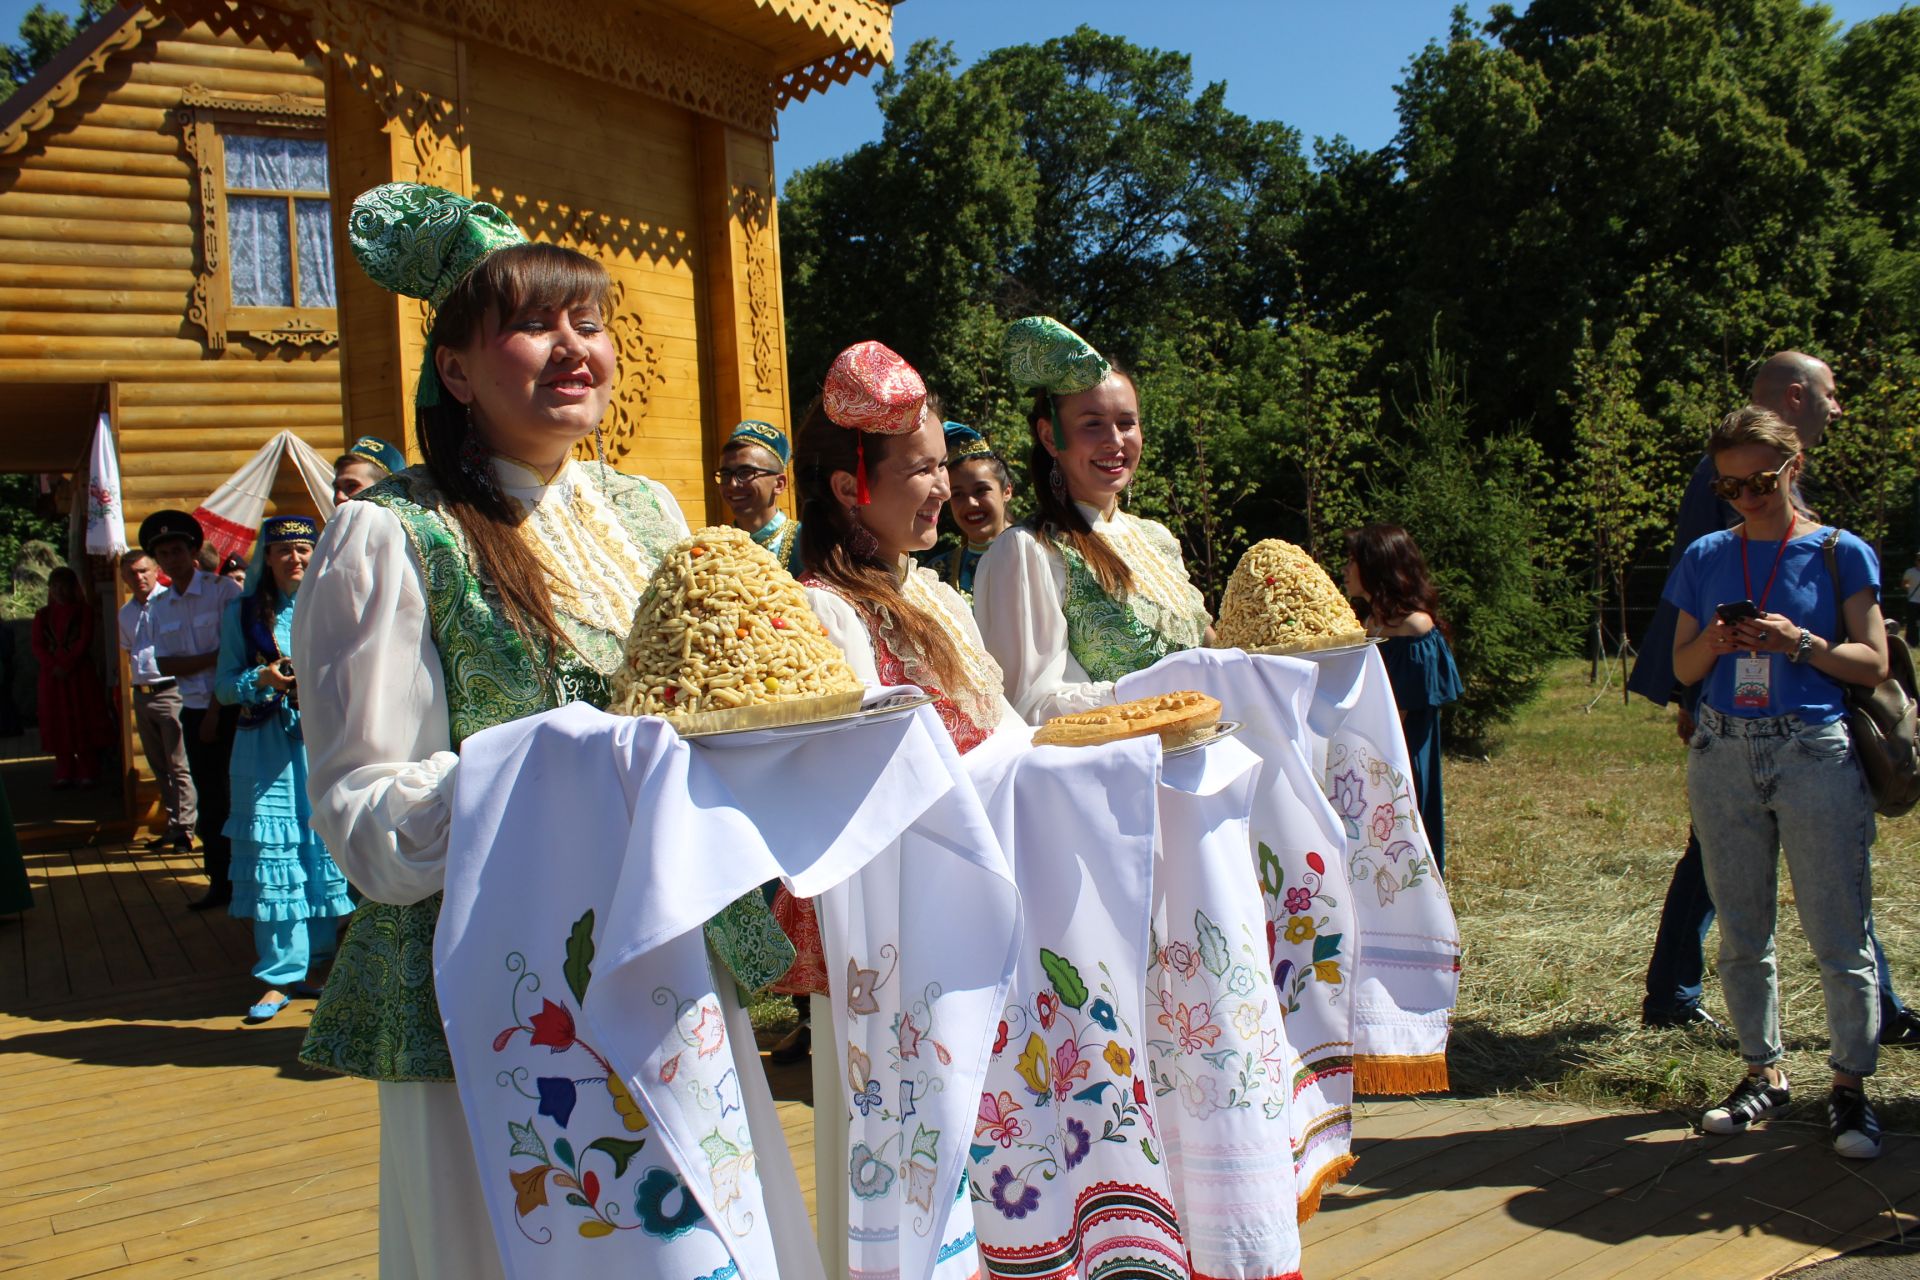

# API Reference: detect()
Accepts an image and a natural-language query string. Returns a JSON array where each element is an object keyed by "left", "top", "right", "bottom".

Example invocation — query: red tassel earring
[{"left": 855, "top": 433, "right": 871, "bottom": 505}]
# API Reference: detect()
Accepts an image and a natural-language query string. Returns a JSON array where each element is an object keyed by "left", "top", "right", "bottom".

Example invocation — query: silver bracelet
[{"left": 1789, "top": 627, "right": 1813, "bottom": 663}]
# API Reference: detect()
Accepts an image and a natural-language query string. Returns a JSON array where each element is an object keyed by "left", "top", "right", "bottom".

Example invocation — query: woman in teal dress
[
  {"left": 1345, "top": 523, "right": 1463, "bottom": 875},
  {"left": 215, "top": 515, "right": 352, "bottom": 1021}
]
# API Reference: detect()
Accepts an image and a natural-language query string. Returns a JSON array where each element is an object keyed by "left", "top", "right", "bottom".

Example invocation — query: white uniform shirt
[
  {"left": 148, "top": 569, "right": 241, "bottom": 709},
  {"left": 117, "top": 586, "right": 166, "bottom": 685}
]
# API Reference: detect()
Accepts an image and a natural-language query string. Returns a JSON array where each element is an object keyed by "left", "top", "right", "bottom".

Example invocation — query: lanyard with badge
[{"left": 1734, "top": 514, "right": 1796, "bottom": 709}]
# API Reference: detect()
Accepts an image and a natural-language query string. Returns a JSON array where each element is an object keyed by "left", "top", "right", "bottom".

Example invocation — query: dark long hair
[
  {"left": 415, "top": 243, "right": 613, "bottom": 656},
  {"left": 793, "top": 393, "right": 968, "bottom": 696},
  {"left": 1344, "top": 523, "right": 1447, "bottom": 638},
  {"left": 1024, "top": 366, "right": 1136, "bottom": 596}
]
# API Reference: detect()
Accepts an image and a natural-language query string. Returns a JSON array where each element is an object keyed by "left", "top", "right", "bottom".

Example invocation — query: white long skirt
[{"left": 376, "top": 1082, "right": 506, "bottom": 1280}]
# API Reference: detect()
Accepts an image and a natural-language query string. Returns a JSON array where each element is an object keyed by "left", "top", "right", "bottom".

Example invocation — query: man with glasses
[
  {"left": 1630, "top": 351, "right": 1920, "bottom": 1045},
  {"left": 715, "top": 420, "right": 802, "bottom": 574}
]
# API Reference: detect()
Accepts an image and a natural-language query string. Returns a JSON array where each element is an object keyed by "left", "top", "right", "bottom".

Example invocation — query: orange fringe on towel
[
  {"left": 1296, "top": 1152, "right": 1357, "bottom": 1223},
  {"left": 1353, "top": 1052, "right": 1450, "bottom": 1096}
]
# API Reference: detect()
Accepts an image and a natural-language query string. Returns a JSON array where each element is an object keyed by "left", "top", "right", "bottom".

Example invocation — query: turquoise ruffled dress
[
  {"left": 215, "top": 593, "right": 354, "bottom": 983},
  {"left": 1378, "top": 628, "right": 1463, "bottom": 876}
]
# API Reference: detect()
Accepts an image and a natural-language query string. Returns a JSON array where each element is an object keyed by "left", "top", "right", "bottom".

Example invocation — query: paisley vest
[
  {"left": 1056, "top": 538, "right": 1207, "bottom": 683},
  {"left": 299, "top": 465, "right": 792, "bottom": 1083}
]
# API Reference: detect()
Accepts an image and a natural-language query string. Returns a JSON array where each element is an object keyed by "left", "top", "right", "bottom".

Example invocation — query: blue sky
[
  {"left": 3, "top": 0, "right": 1906, "bottom": 188},
  {"left": 772, "top": 0, "right": 1912, "bottom": 186}
]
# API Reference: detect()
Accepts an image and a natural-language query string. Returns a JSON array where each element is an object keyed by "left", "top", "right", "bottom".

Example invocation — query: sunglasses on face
[
  {"left": 713, "top": 466, "right": 781, "bottom": 485},
  {"left": 1710, "top": 462, "right": 1794, "bottom": 502}
]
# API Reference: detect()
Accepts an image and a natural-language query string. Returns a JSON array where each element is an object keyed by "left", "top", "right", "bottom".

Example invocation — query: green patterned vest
[
  {"left": 1057, "top": 538, "right": 1207, "bottom": 683},
  {"left": 299, "top": 464, "right": 793, "bottom": 1083}
]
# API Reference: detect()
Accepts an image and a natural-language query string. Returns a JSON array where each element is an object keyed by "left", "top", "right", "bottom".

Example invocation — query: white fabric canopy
[{"left": 192, "top": 428, "right": 335, "bottom": 562}]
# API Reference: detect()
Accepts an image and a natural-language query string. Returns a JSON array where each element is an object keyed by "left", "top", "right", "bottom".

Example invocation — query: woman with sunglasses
[{"left": 1668, "top": 405, "right": 1890, "bottom": 1159}]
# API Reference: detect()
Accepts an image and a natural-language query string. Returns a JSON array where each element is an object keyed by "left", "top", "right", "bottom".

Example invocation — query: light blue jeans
[{"left": 1688, "top": 703, "right": 1880, "bottom": 1077}]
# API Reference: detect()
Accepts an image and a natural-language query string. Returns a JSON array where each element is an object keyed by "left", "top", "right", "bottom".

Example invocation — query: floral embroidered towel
[
  {"left": 1120, "top": 647, "right": 1358, "bottom": 1216},
  {"left": 815, "top": 721, "right": 1022, "bottom": 1280},
  {"left": 962, "top": 735, "right": 1189, "bottom": 1277},
  {"left": 1294, "top": 646, "right": 1461, "bottom": 1094},
  {"left": 1149, "top": 733, "right": 1304, "bottom": 1280},
  {"left": 439, "top": 701, "right": 990, "bottom": 1280}
]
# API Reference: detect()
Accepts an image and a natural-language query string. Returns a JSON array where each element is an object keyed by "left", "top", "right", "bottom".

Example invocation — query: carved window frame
[{"left": 179, "top": 88, "right": 338, "bottom": 352}]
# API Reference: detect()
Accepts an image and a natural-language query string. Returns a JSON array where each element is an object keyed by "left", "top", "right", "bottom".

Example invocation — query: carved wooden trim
[
  {"left": 177, "top": 84, "right": 338, "bottom": 353},
  {"left": 733, "top": 182, "right": 779, "bottom": 396},
  {"left": 755, "top": 0, "right": 893, "bottom": 62},
  {"left": 775, "top": 46, "right": 879, "bottom": 109},
  {"left": 0, "top": 10, "right": 167, "bottom": 155}
]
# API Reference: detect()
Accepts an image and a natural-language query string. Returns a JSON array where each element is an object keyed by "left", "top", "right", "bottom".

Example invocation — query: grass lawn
[{"left": 1445, "top": 658, "right": 1920, "bottom": 1126}]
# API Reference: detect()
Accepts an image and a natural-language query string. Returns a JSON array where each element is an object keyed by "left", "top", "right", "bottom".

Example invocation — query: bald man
[{"left": 1630, "top": 353, "right": 1918, "bottom": 1044}]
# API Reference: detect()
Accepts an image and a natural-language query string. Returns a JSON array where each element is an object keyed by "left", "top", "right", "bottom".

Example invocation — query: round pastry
[
  {"left": 611, "top": 526, "right": 862, "bottom": 722},
  {"left": 1215, "top": 538, "right": 1364, "bottom": 651},
  {"left": 1034, "top": 690, "right": 1223, "bottom": 749}
]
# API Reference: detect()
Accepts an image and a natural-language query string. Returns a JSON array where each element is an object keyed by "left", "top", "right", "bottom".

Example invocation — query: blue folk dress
[
  {"left": 215, "top": 590, "right": 354, "bottom": 984},
  {"left": 1379, "top": 628, "right": 1463, "bottom": 876}
]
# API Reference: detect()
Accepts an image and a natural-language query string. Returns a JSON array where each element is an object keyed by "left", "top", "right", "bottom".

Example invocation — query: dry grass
[{"left": 1444, "top": 659, "right": 1920, "bottom": 1126}]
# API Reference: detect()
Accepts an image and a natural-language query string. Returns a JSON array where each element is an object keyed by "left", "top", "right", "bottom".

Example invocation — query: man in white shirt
[
  {"left": 139, "top": 510, "right": 241, "bottom": 911},
  {"left": 117, "top": 550, "right": 195, "bottom": 852}
]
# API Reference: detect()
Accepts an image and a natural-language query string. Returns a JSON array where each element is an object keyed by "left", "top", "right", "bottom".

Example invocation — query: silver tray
[
  {"left": 1164, "top": 719, "right": 1243, "bottom": 758},
  {"left": 1244, "top": 637, "right": 1383, "bottom": 660},
  {"left": 681, "top": 691, "right": 935, "bottom": 744}
]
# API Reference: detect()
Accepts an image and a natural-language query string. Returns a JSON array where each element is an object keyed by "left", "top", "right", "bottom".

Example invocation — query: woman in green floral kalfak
[
  {"left": 973, "top": 316, "right": 1213, "bottom": 723},
  {"left": 291, "top": 183, "right": 789, "bottom": 1280}
]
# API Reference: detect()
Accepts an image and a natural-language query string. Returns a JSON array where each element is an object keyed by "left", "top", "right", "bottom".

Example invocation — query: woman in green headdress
[
  {"left": 291, "top": 183, "right": 778, "bottom": 1280},
  {"left": 974, "top": 316, "right": 1212, "bottom": 722}
]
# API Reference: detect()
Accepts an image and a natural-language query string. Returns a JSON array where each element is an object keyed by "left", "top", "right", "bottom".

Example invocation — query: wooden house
[
  {"left": 0, "top": 0, "right": 893, "bottom": 529},
  {"left": 0, "top": 0, "right": 894, "bottom": 819}
]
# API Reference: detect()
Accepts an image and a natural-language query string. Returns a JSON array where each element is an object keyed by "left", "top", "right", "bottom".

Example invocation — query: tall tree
[{"left": 0, "top": 0, "right": 113, "bottom": 101}]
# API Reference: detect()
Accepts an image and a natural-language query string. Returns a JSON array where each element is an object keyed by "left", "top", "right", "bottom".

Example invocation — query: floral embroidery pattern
[
  {"left": 491, "top": 908, "right": 757, "bottom": 1245},
  {"left": 841, "top": 944, "right": 956, "bottom": 1234},
  {"left": 1255, "top": 839, "right": 1346, "bottom": 1017},
  {"left": 1147, "top": 910, "right": 1291, "bottom": 1125},
  {"left": 1325, "top": 740, "right": 1434, "bottom": 907},
  {"left": 969, "top": 948, "right": 1160, "bottom": 1230}
]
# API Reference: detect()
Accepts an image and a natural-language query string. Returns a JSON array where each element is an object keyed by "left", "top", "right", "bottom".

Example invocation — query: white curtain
[
  {"left": 228, "top": 196, "right": 291, "bottom": 307},
  {"left": 224, "top": 134, "right": 336, "bottom": 309},
  {"left": 224, "top": 133, "right": 327, "bottom": 189},
  {"left": 296, "top": 198, "right": 336, "bottom": 307}
]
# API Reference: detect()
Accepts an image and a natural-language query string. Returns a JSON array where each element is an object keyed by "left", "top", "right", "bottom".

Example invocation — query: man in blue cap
[
  {"left": 332, "top": 435, "right": 406, "bottom": 506},
  {"left": 715, "top": 420, "right": 802, "bottom": 575}
]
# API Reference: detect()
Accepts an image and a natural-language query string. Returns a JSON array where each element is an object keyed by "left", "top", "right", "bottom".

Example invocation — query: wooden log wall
[{"left": 0, "top": 17, "right": 343, "bottom": 534}]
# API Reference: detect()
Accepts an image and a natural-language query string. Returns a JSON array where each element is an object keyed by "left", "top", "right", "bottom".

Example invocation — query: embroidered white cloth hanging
[
  {"left": 436, "top": 698, "right": 1017, "bottom": 1280},
  {"left": 191, "top": 428, "right": 335, "bottom": 562},
  {"left": 83, "top": 412, "right": 127, "bottom": 556},
  {"left": 1293, "top": 645, "right": 1460, "bottom": 1090},
  {"left": 1146, "top": 733, "right": 1304, "bottom": 1280},
  {"left": 1120, "top": 648, "right": 1359, "bottom": 1214},
  {"left": 960, "top": 734, "right": 1188, "bottom": 1276}
]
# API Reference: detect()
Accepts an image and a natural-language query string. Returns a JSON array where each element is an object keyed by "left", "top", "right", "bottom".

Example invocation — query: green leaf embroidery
[
  {"left": 565, "top": 910, "right": 596, "bottom": 1006},
  {"left": 1312, "top": 932, "right": 1344, "bottom": 963},
  {"left": 565, "top": 1193, "right": 590, "bottom": 1208},
  {"left": 554, "top": 1137, "right": 576, "bottom": 1170},
  {"left": 509, "top": 1117, "right": 549, "bottom": 1164},
  {"left": 1257, "top": 841, "right": 1283, "bottom": 896},
  {"left": 910, "top": 1124, "right": 940, "bottom": 1164},
  {"left": 699, "top": 1130, "right": 741, "bottom": 1166},
  {"left": 1195, "top": 910, "right": 1230, "bottom": 977},
  {"left": 1141, "top": 1137, "right": 1160, "bottom": 1165},
  {"left": 1039, "top": 948, "right": 1089, "bottom": 1009},
  {"left": 586, "top": 1136, "right": 648, "bottom": 1177}
]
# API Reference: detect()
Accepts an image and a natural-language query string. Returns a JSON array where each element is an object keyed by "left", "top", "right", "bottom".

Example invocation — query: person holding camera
[
  {"left": 214, "top": 515, "right": 353, "bottom": 1022},
  {"left": 1668, "top": 405, "right": 1891, "bottom": 1158}
]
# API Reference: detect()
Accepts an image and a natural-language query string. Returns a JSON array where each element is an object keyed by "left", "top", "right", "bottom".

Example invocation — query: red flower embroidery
[
  {"left": 993, "top": 1019, "right": 1010, "bottom": 1055},
  {"left": 1370, "top": 803, "right": 1396, "bottom": 844},
  {"left": 1036, "top": 992, "right": 1059, "bottom": 1030},
  {"left": 528, "top": 999, "right": 576, "bottom": 1052},
  {"left": 1156, "top": 1000, "right": 1222, "bottom": 1055}
]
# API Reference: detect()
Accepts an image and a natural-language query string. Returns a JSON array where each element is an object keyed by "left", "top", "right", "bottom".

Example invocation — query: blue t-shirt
[{"left": 1663, "top": 525, "right": 1879, "bottom": 723}]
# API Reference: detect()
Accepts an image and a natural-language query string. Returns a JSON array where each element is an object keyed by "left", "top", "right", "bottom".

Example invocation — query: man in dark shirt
[{"left": 1630, "top": 352, "right": 1919, "bottom": 1043}]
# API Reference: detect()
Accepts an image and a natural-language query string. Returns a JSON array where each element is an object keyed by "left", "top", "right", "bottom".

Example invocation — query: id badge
[{"left": 1733, "top": 655, "right": 1772, "bottom": 709}]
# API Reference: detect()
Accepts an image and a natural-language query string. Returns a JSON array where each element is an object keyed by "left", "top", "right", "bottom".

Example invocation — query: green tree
[{"left": 0, "top": 0, "right": 113, "bottom": 101}]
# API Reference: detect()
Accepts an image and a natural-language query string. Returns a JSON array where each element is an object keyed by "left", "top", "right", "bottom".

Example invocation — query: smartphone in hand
[{"left": 1715, "top": 600, "right": 1759, "bottom": 625}]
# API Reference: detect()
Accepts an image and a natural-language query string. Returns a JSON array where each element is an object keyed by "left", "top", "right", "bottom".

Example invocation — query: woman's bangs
[{"left": 479, "top": 244, "right": 613, "bottom": 328}]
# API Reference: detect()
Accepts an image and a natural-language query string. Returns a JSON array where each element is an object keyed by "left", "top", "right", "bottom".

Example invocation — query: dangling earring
[
  {"left": 594, "top": 425, "right": 609, "bottom": 468},
  {"left": 849, "top": 515, "right": 880, "bottom": 561},
  {"left": 1049, "top": 460, "right": 1067, "bottom": 502}
]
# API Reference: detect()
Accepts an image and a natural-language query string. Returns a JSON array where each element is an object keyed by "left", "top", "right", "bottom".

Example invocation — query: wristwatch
[{"left": 1788, "top": 627, "right": 1813, "bottom": 663}]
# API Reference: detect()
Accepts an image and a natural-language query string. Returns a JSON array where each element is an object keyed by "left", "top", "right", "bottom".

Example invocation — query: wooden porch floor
[{"left": 3, "top": 839, "right": 1916, "bottom": 1278}]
